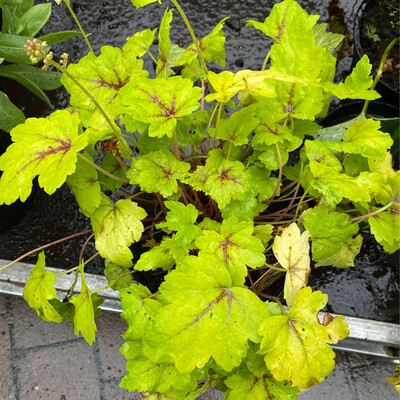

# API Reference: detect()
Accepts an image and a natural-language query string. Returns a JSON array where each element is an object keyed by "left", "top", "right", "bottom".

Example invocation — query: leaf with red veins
[
  {"left": 91, "top": 196, "right": 147, "bottom": 267},
  {"left": 210, "top": 105, "right": 259, "bottom": 146},
  {"left": 127, "top": 149, "right": 190, "bottom": 198},
  {"left": 61, "top": 45, "right": 146, "bottom": 118},
  {"left": 195, "top": 217, "right": 266, "bottom": 285},
  {"left": 154, "top": 254, "right": 270, "bottom": 373},
  {"left": 118, "top": 75, "right": 202, "bottom": 138},
  {"left": 0, "top": 110, "right": 87, "bottom": 205},
  {"left": 204, "top": 160, "right": 251, "bottom": 209},
  {"left": 176, "top": 18, "right": 228, "bottom": 67}
]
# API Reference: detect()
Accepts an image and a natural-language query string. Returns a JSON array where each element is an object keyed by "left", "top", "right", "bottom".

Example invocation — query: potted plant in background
[
  {"left": 353, "top": 0, "right": 399, "bottom": 105},
  {"left": 0, "top": 0, "right": 398, "bottom": 398}
]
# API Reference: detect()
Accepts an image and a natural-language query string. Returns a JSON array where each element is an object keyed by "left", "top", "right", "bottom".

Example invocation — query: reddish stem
[
  {"left": 240, "top": 144, "right": 252, "bottom": 161},
  {"left": 156, "top": 193, "right": 168, "bottom": 217},
  {"left": 0, "top": 229, "right": 93, "bottom": 272},
  {"left": 79, "top": 233, "right": 95, "bottom": 264},
  {"left": 265, "top": 144, "right": 282, "bottom": 207}
]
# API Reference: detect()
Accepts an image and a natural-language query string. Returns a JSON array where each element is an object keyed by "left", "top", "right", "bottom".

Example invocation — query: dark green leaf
[
  {"left": 19, "top": 3, "right": 52, "bottom": 37},
  {"left": 0, "top": 32, "right": 39, "bottom": 64},
  {"left": 0, "top": 91, "right": 25, "bottom": 132},
  {"left": 38, "top": 31, "right": 81, "bottom": 44},
  {"left": 97, "top": 152, "right": 126, "bottom": 191},
  {"left": 0, "top": 64, "right": 61, "bottom": 89}
]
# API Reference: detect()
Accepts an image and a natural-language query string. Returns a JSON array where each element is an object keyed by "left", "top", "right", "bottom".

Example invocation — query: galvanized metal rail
[{"left": 0, "top": 259, "right": 398, "bottom": 361}]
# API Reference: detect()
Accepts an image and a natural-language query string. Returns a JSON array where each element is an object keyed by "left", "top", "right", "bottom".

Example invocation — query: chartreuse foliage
[
  {"left": 1, "top": 0, "right": 398, "bottom": 399},
  {"left": 23, "top": 251, "right": 62, "bottom": 323},
  {"left": 0, "top": 110, "right": 87, "bottom": 204},
  {"left": 258, "top": 287, "right": 349, "bottom": 389}
]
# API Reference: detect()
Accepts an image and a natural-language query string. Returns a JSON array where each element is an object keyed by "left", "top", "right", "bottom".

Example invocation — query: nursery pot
[
  {"left": 353, "top": 0, "right": 400, "bottom": 106},
  {"left": 267, "top": 101, "right": 400, "bottom": 325},
  {"left": 314, "top": 101, "right": 399, "bottom": 323},
  {"left": 0, "top": 130, "right": 36, "bottom": 231},
  {"left": 320, "top": 100, "right": 400, "bottom": 159}
]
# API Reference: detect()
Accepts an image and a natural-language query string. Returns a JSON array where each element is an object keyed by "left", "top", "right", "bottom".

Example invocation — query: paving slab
[
  {"left": 11, "top": 296, "right": 78, "bottom": 350},
  {"left": 0, "top": 293, "right": 7, "bottom": 314},
  {"left": 96, "top": 311, "right": 128, "bottom": 380},
  {"left": 0, "top": 317, "right": 17, "bottom": 400},
  {"left": 17, "top": 340, "right": 100, "bottom": 400},
  {"left": 198, "top": 388, "right": 224, "bottom": 400},
  {"left": 2, "top": 292, "right": 398, "bottom": 400},
  {"left": 103, "top": 381, "right": 141, "bottom": 400}
]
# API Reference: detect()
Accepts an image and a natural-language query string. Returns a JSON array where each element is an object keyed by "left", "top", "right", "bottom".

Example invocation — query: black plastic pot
[
  {"left": 321, "top": 100, "right": 399, "bottom": 125},
  {"left": 320, "top": 100, "right": 400, "bottom": 165},
  {"left": 353, "top": 0, "right": 400, "bottom": 106},
  {"left": 0, "top": 131, "right": 37, "bottom": 231}
]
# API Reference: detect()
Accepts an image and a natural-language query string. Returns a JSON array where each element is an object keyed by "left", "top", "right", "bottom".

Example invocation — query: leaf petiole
[
  {"left": 170, "top": 0, "right": 208, "bottom": 78},
  {"left": 48, "top": 60, "right": 132, "bottom": 159},
  {"left": 63, "top": 0, "right": 94, "bottom": 55},
  {"left": 92, "top": 269, "right": 136, "bottom": 294},
  {"left": 361, "top": 37, "right": 400, "bottom": 116},
  {"left": 266, "top": 143, "right": 283, "bottom": 206},
  {"left": 77, "top": 152, "right": 130, "bottom": 184},
  {"left": 350, "top": 202, "right": 393, "bottom": 222}
]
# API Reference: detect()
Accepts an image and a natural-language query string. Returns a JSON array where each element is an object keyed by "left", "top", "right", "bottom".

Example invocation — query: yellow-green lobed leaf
[
  {"left": 273, "top": 223, "right": 310, "bottom": 306},
  {"left": 258, "top": 287, "right": 349, "bottom": 389},
  {"left": 91, "top": 197, "right": 147, "bottom": 267},
  {"left": 0, "top": 110, "right": 87, "bottom": 205},
  {"left": 23, "top": 252, "right": 62, "bottom": 323},
  {"left": 70, "top": 265, "right": 100, "bottom": 345},
  {"left": 155, "top": 254, "right": 270, "bottom": 373}
]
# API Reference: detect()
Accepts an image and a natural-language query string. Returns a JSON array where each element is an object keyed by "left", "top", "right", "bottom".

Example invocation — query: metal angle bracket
[{"left": 0, "top": 259, "right": 398, "bottom": 361}]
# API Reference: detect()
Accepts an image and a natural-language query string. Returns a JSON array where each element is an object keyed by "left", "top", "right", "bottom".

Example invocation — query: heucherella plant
[{"left": 0, "top": 0, "right": 398, "bottom": 398}]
